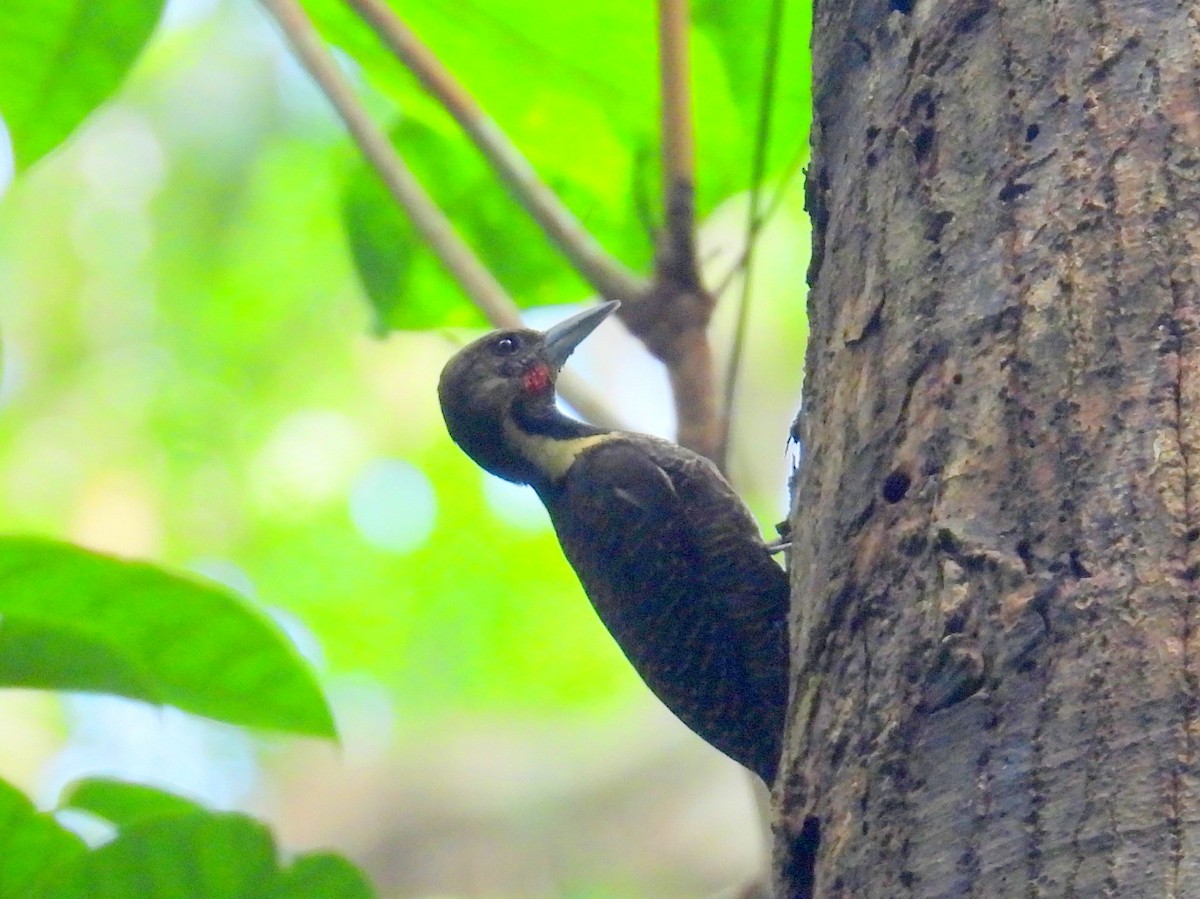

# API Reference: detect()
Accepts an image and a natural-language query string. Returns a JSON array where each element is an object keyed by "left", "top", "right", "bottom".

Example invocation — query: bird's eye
[{"left": 493, "top": 335, "right": 520, "bottom": 356}]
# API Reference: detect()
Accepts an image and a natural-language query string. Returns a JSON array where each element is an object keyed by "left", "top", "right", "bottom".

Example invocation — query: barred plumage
[{"left": 438, "top": 302, "right": 788, "bottom": 782}]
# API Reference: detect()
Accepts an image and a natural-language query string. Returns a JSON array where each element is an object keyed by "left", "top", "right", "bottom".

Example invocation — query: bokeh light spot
[
  {"left": 349, "top": 459, "right": 436, "bottom": 553},
  {"left": 70, "top": 472, "right": 162, "bottom": 557},
  {"left": 251, "top": 410, "right": 367, "bottom": 517},
  {"left": 76, "top": 109, "right": 165, "bottom": 210}
]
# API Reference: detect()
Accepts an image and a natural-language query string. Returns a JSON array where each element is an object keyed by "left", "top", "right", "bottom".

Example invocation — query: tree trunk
[{"left": 777, "top": 0, "right": 1200, "bottom": 895}]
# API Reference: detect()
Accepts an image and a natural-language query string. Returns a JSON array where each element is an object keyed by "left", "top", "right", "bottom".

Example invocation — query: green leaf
[
  {"left": 30, "top": 812, "right": 375, "bottom": 899},
  {"left": 341, "top": 120, "right": 583, "bottom": 331},
  {"left": 0, "top": 778, "right": 86, "bottom": 899},
  {"left": 0, "top": 537, "right": 335, "bottom": 739},
  {"left": 31, "top": 812, "right": 276, "bottom": 899},
  {"left": 315, "top": 0, "right": 812, "bottom": 326},
  {"left": 311, "top": 0, "right": 657, "bottom": 318},
  {"left": 0, "top": 0, "right": 165, "bottom": 170},
  {"left": 60, "top": 779, "right": 206, "bottom": 829},
  {"left": 0, "top": 617, "right": 159, "bottom": 697},
  {"left": 269, "top": 853, "right": 374, "bottom": 899}
]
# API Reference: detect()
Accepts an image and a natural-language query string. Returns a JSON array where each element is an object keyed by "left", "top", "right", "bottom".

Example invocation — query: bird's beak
[{"left": 542, "top": 301, "right": 620, "bottom": 369}]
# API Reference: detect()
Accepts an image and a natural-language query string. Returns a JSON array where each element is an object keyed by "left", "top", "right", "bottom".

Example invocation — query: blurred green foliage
[
  {"left": 0, "top": 0, "right": 810, "bottom": 725},
  {"left": 0, "top": 776, "right": 372, "bottom": 898},
  {"left": 0, "top": 0, "right": 165, "bottom": 169},
  {"left": 0, "top": 537, "right": 334, "bottom": 736},
  {"left": 0, "top": 0, "right": 811, "bottom": 893}
]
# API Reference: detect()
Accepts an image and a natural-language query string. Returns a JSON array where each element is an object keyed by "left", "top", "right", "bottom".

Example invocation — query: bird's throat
[{"left": 505, "top": 403, "right": 614, "bottom": 484}]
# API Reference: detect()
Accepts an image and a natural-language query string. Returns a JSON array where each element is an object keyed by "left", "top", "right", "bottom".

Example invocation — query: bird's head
[{"left": 438, "top": 301, "right": 619, "bottom": 484}]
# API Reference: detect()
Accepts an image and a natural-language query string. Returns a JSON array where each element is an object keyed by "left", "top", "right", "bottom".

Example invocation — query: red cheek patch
[{"left": 521, "top": 363, "right": 553, "bottom": 394}]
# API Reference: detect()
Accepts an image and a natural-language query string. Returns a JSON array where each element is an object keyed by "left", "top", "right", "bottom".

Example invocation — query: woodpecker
[{"left": 438, "top": 302, "right": 789, "bottom": 783}]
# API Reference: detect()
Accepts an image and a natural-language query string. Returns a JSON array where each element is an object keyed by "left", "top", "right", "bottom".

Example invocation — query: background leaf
[
  {"left": 342, "top": 119, "right": 586, "bottom": 331},
  {"left": 0, "top": 538, "right": 335, "bottom": 738},
  {"left": 30, "top": 812, "right": 375, "bottom": 899},
  {"left": 310, "top": 0, "right": 658, "bottom": 328},
  {"left": 31, "top": 812, "right": 272, "bottom": 899},
  {"left": 0, "top": 779, "right": 86, "bottom": 899},
  {"left": 268, "top": 853, "right": 375, "bottom": 899},
  {"left": 59, "top": 779, "right": 206, "bottom": 829},
  {"left": 0, "top": 0, "right": 165, "bottom": 169}
]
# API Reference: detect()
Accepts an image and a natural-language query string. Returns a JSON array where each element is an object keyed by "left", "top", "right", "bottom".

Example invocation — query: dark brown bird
[{"left": 438, "top": 302, "right": 788, "bottom": 782}]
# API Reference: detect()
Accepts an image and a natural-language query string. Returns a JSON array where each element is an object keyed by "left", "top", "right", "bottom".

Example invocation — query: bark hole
[
  {"left": 1016, "top": 538, "right": 1035, "bottom": 572},
  {"left": 925, "top": 210, "right": 954, "bottom": 242},
  {"left": 913, "top": 126, "right": 936, "bottom": 164},
  {"left": 882, "top": 469, "right": 912, "bottom": 503},
  {"left": 998, "top": 180, "right": 1034, "bottom": 202}
]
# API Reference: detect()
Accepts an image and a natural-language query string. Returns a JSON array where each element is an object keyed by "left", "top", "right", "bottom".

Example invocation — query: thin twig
[
  {"left": 344, "top": 0, "right": 648, "bottom": 305},
  {"left": 259, "top": 0, "right": 623, "bottom": 429},
  {"left": 718, "top": 0, "right": 787, "bottom": 466}
]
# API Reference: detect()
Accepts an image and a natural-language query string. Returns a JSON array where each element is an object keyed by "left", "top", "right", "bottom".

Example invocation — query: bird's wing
[
  {"left": 546, "top": 438, "right": 788, "bottom": 779},
  {"left": 550, "top": 439, "right": 693, "bottom": 634},
  {"left": 651, "top": 445, "right": 792, "bottom": 720},
  {"left": 655, "top": 446, "right": 791, "bottom": 618}
]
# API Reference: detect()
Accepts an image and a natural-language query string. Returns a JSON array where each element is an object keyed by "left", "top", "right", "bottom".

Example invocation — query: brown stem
[
  {"left": 610, "top": 0, "right": 724, "bottom": 464},
  {"left": 658, "top": 0, "right": 695, "bottom": 217},
  {"left": 654, "top": 0, "right": 703, "bottom": 306},
  {"left": 665, "top": 325, "right": 721, "bottom": 460}
]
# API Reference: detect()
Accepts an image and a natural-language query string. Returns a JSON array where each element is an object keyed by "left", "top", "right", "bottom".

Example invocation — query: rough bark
[{"left": 778, "top": 0, "right": 1200, "bottom": 896}]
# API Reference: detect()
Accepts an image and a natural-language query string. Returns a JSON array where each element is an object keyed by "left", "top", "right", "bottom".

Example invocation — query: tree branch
[
  {"left": 259, "top": 0, "right": 622, "bottom": 430},
  {"left": 655, "top": 0, "right": 701, "bottom": 289},
  {"left": 344, "top": 0, "right": 649, "bottom": 304},
  {"left": 632, "top": 0, "right": 721, "bottom": 462},
  {"left": 275, "top": 0, "right": 724, "bottom": 458},
  {"left": 346, "top": 0, "right": 724, "bottom": 461}
]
